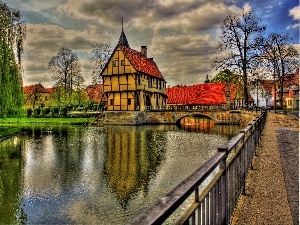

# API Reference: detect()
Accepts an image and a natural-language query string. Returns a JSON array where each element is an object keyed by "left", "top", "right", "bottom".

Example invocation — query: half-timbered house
[{"left": 101, "top": 28, "right": 167, "bottom": 111}]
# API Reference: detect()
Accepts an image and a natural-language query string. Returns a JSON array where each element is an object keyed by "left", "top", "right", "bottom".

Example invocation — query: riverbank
[
  {"left": 0, "top": 117, "right": 98, "bottom": 125},
  {"left": 0, "top": 127, "right": 23, "bottom": 141},
  {"left": 231, "top": 112, "right": 299, "bottom": 225},
  {"left": 0, "top": 117, "right": 99, "bottom": 141}
]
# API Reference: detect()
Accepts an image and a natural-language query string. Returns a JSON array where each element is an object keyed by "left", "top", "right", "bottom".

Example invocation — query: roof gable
[
  {"left": 118, "top": 30, "right": 129, "bottom": 47},
  {"left": 100, "top": 29, "right": 165, "bottom": 81},
  {"left": 24, "top": 83, "right": 49, "bottom": 95},
  {"left": 120, "top": 46, "right": 165, "bottom": 80}
]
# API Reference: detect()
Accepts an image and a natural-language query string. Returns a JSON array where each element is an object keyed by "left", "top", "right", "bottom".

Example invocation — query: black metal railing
[{"left": 131, "top": 110, "right": 267, "bottom": 225}]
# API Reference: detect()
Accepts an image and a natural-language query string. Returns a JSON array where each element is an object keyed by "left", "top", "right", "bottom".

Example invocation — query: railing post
[
  {"left": 239, "top": 128, "right": 248, "bottom": 196},
  {"left": 217, "top": 145, "right": 229, "bottom": 225}
]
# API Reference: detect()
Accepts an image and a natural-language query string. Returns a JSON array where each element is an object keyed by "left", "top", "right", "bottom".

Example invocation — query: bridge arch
[{"left": 174, "top": 113, "right": 216, "bottom": 125}]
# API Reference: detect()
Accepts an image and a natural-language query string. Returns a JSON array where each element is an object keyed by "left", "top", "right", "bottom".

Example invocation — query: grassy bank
[
  {"left": 0, "top": 127, "right": 22, "bottom": 140},
  {"left": 0, "top": 117, "right": 98, "bottom": 125},
  {"left": 0, "top": 117, "right": 100, "bottom": 140}
]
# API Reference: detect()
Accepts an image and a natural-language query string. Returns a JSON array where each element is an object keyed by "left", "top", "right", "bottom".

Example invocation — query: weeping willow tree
[{"left": 0, "top": 1, "right": 26, "bottom": 117}]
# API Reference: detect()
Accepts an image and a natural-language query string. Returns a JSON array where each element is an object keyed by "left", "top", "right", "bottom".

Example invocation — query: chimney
[{"left": 141, "top": 46, "right": 147, "bottom": 58}]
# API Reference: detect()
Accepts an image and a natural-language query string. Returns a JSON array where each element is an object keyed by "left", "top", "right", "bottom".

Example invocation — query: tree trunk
[
  {"left": 273, "top": 82, "right": 277, "bottom": 113},
  {"left": 243, "top": 68, "right": 249, "bottom": 109}
]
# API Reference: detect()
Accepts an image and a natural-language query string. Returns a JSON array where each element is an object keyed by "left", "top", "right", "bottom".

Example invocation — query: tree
[
  {"left": 212, "top": 10, "right": 265, "bottom": 108},
  {"left": 91, "top": 42, "right": 113, "bottom": 84},
  {"left": 211, "top": 69, "right": 241, "bottom": 84},
  {"left": 0, "top": 1, "right": 26, "bottom": 69},
  {"left": 257, "top": 33, "right": 299, "bottom": 111},
  {"left": 0, "top": 2, "right": 26, "bottom": 117},
  {"left": 48, "top": 47, "right": 84, "bottom": 106}
]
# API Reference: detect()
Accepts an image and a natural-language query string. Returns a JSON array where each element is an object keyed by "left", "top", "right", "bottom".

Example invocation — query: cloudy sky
[{"left": 2, "top": 0, "right": 299, "bottom": 88}]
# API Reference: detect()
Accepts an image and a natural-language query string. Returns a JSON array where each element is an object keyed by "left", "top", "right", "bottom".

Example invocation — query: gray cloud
[{"left": 3, "top": 0, "right": 298, "bottom": 88}]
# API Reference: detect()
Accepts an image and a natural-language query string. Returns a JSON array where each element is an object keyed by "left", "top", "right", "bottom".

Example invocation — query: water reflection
[
  {"left": 179, "top": 116, "right": 240, "bottom": 138},
  {"left": 104, "top": 126, "right": 167, "bottom": 208},
  {"left": 0, "top": 124, "right": 238, "bottom": 224},
  {"left": 0, "top": 137, "right": 26, "bottom": 224},
  {"left": 180, "top": 116, "right": 215, "bottom": 132}
]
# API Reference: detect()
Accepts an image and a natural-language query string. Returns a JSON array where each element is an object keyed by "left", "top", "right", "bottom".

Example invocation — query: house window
[
  {"left": 128, "top": 99, "right": 132, "bottom": 105},
  {"left": 113, "top": 60, "right": 118, "bottom": 67},
  {"left": 159, "top": 81, "right": 161, "bottom": 90},
  {"left": 121, "top": 60, "right": 125, "bottom": 66},
  {"left": 148, "top": 77, "right": 153, "bottom": 88},
  {"left": 156, "top": 79, "right": 158, "bottom": 89},
  {"left": 110, "top": 99, "right": 114, "bottom": 105},
  {"left": 137, "top": 75, "right": 141, "bottom": 85}
]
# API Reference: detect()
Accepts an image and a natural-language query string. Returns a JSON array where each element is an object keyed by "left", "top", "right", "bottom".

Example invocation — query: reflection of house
[
  {"left": 23, "top": 83, "right": 51, "bottom": 108},
  {"left": 101, "top": 27, "right": 167, "bottom": 111},
  {"left": 104, "top": 126, "right": 166, "bottom": 207}
]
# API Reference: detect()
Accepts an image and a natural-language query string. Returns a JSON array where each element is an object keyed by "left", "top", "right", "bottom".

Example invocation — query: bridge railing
[
  {"left": 146, "top": 104, "right": 229, "bottom": 112},
  {"left": 131, "top": 110, "right": 267, "bottom": 225}
]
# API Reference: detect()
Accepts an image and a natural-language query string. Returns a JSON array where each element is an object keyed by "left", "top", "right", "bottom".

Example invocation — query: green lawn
[{"left": 0, "top": 117, "right": 97, "bottom": 125}]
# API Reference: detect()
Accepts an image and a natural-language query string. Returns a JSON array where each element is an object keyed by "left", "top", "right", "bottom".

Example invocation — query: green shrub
[
  {"left": 51, "top": 107, "right": 59, "bottom": 115},
  {"left": 41, "top": 107, "right": 50, "bottom": 116},
  {"left": 26, "top": 108, "right": 33, "bottom": 117},
  {"left": 33, "top": 108, "right": 41, "bottom": 117},
  {"left": 59, "top": 107, "right": 68, "bottom": 117}
]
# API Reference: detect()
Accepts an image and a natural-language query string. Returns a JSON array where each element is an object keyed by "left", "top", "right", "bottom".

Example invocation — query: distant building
[
  {"left": 204, "top": 74, "right": 210, "bottom": 83},
  {"left": 23, "top": 83, "right": 51, "bottom": 108},
  {"left": 166, "top": 83, "right": 254, "bottom": 109},
  {"left": 85, "top": 84, "right": 106, "bottom": 104},
  {"left": 260, "top": 69, "right": 299, "bottom": 110},
  {"left": 282, "top": 70, "right": 299, "bottom": 110},
  {"left": 228, "top": 83, "right": 255, "bottom": 108},
  {"left": 167, "top": 83, "right": 227, "bottom": 106},
  {"left": 101, "top": 27, "right": 167, "bottom": 111}
]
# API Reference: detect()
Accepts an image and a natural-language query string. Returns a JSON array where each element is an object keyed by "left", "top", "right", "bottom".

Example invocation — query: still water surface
[{"left": 0, "top": 120, "right": 240, "bottom": 224}]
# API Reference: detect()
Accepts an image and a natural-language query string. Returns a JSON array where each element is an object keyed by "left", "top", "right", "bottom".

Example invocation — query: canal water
[{"left": 0, "top": 118, "right": 240, "bottom": 225}]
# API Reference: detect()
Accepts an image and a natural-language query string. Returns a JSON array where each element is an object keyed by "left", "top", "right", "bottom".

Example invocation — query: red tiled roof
[
  {"left": 261, "top": 69, "right": 299, "bottom": 91},
  {"left": 167, "top": 83, "right": 227, "bottom": 105},
  {"left": 120, "top": 46, "right": 165, "bottom": 80},
  {"left": 260, "top": 80, "right": 274, "bottom": 93},
  {"left": 23, "top": 83, "right": 49, "bottom": 95},
  {"left": 85, "top": 84, "right": 106, "bottom": 102},
  {"left": 283, "top": 70, "right": 299, "bottom": 87},
  {"left": 46, "top": 88, "right": 53, "bottom": 94}
]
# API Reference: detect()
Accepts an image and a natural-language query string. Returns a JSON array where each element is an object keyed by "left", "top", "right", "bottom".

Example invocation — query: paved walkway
[{"left": 231, "top": 112, "right": 299, "bottom": 225}]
